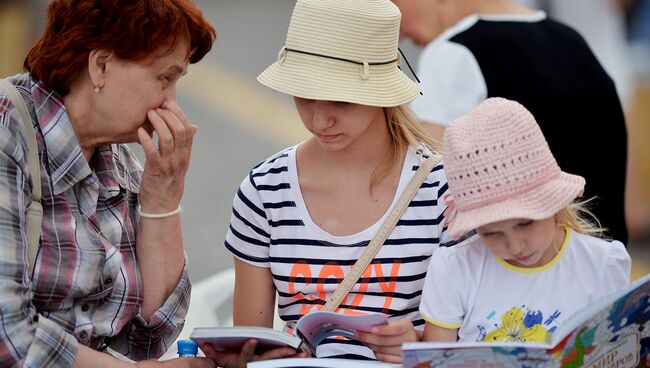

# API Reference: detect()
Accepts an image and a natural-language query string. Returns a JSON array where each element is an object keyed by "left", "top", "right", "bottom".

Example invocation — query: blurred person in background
[
  {"left": 393, "top": 0, "right": 629, "bottom": 245},
  {"left": 516, "top": 0, "right": 634, "bottom": 104},
  {"left": 621, "top": 0, "right": 650, "bottom": 242},
  {"left": 0, "top": 1, "right": 217, "bottom": 367},
  {"left": 518, "top": 0, "right": 650, "bottom": 245}
]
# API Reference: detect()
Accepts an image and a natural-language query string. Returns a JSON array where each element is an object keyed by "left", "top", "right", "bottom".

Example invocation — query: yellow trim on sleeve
[
  {"left": 495, "top": 226, "right": 571, "bottom": 274},
  {"left": 422, "top": 314, "right": 462, "bottom": 329}
]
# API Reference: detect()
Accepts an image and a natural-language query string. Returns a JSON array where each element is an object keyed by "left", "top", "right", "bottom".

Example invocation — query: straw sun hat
[
  {"left": 257, "top": 0, "right": 420, "bottom": 107},
  {"left": 443, "top": 98, "right": 586, "bottom": 238}
]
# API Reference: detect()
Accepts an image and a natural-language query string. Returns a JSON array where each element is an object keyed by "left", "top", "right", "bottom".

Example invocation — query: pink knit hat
[{"left": 443, "top": 97, "right": 585, "bottom": 238}]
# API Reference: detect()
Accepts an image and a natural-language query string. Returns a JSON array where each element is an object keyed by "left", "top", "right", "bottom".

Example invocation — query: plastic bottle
[{"left": 177, "top": 340, "right": 198, "bottom": 358}]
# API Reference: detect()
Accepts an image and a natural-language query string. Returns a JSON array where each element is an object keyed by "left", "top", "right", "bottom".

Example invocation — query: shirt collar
[
  {"left": 31, "top": 81, "right": 91, "bottom": 195},
  {"left": 30, "top": 80, "right": 142, "bottom": 196},
  {"left": 105, "top": 144, "right": 142, "bottom": 195}
]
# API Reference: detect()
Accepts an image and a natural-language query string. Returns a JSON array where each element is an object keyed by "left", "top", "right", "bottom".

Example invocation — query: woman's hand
[
  {"left": 134, "top": 357, "right": 215, "bottom": 368},
  {"left": 200, "top": 340, "right": 306, "bottom": 368},
  {"left": 356, "top": 319, "right": 419, "bottom": 364},
  {"left": 137, "top": 101, "right": 197, "bottom": 213},
  {"left": 134, "top": 101, "right": 196, "bottom": 319}
]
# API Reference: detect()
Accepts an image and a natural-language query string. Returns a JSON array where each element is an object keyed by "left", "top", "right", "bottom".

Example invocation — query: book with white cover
[
  {"left": 247, "top": 358, "right": 398, "bottom": 368},
  {"left": 191, "top": 311, "right": 388, "bottom": 357}
]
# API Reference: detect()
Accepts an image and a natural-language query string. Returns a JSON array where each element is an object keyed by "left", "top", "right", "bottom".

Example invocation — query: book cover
[
  {"left": 191, "top": 311, "right": 388, "bottom": 357},
  {"left": 402, "top": 273, "right": 650, "bottom": 368},
  {"left": 247, "top": 357, "right": 398, "bottom": 368}
]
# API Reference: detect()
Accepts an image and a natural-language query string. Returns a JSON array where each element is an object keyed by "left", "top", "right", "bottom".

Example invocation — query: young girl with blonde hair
[
  {"left": 420, "top": 97, "right": 631, "bottom": 343},
  {"left": 202, "top": 0, "right": 465, "bottom": 366}
]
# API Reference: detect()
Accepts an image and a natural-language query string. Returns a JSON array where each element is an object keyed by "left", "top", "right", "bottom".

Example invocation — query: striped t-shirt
[{"left": 225, "top": 144, "right": 455, "bottom": 359}]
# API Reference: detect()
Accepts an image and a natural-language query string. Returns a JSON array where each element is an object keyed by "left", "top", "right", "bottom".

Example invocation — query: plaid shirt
[{"left": 0, "top": 74, "right": 190, "bottom": 367}]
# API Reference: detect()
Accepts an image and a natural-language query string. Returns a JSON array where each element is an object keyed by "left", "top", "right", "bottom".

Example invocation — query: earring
[{"left": 94, "top": 86, "right": 100, "bottom": 93}]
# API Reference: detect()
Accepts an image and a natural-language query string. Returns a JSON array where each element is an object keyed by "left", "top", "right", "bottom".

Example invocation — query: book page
[
  {"left": 190, "top": 326, "right": 301, "bottom": 351},
  {"left": 296, "top": 311, "right": 388, "bottom": 353}
]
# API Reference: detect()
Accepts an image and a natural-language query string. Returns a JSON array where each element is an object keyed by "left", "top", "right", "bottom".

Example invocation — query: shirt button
[
  {"left": 80, "top": 331, "right": 88, "bottom": 339},
  {"left": 104, "top": 278, "right": 112, "bottom": 285},
  {"left": 81, "top": 304, "right": 89, "bottom": 312}
]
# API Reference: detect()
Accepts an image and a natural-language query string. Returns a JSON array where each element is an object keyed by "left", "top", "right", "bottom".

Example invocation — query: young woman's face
[
  {"left": 293, "top": 97, "right": 386, "bottom": 151},
  {"left": 95, "top": 40, "right": 190, "bottom": 143},
  {"left": 476, "top": 216, "right": 564, "bottom": 268}
]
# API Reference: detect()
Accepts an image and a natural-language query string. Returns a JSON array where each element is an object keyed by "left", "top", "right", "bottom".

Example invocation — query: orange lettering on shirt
[
  {"left": 317, "top": 262, "right": 344, "bottom": 312},
  {"left": 374, "top": 262, "right": 401, "bottom": 312},
  {"left": 289, "top": 261, "right": 316, "bottom": 316}
]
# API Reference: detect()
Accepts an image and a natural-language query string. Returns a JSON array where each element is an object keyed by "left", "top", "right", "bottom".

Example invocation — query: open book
[
  {"left": 190, "top": 311, "right": 388, "bottom": 357},
  {"left": 402, "top": 273, "right": 650, "bottom": 368}
]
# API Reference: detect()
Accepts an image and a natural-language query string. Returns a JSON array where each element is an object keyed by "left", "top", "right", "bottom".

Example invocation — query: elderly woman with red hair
[{"left": 0, "top": 1, "right": 215, "bottom": 367}]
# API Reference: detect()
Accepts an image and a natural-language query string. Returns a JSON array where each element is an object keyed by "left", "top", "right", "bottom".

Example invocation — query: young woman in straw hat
[
  {"left": 419, "top": 97, "right": 631, "bottom": 344},
  {"left": 202, "top": 0, "right": 465, "bottom": 365}
]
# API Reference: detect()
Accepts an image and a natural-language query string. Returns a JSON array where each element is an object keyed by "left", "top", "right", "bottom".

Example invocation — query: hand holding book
[
  {"left": 191, "top": 311, "right": 389, "bottom": 365},
  {"left": 198, "top": 339, "right": 306, "bottom": 368},
  {"left": 356, "top": 319, "right": 420, "bottom": 364}
]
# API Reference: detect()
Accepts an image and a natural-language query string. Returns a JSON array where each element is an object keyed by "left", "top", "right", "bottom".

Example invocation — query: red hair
[{"left": 25, "top": 0, "right": 216, "bottom": 95}]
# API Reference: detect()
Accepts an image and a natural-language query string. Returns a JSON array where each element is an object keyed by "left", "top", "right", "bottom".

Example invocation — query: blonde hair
[
  {"left": 555, "top": 198, "right": 605, "bottom": 237},
  {"left": 369, "top": 105, "right": 440, "bottom": 191}
]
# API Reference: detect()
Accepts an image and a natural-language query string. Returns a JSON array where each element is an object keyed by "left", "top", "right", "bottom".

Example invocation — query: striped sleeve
[
  {"left": 431, "top": 162, "right": 454, "bottom": 247},
  {"left": 224, "top": 171, "right": 272, "bottom": 268}
]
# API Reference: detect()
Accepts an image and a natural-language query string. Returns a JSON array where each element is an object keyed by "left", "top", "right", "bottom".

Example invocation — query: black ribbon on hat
[{"left": 283, "top": 47, "right": 423, "bottom": 95}]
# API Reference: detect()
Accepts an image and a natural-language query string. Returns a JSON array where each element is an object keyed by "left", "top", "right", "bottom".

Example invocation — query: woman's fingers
[
  {"left": 372, "top": 319, "right": 415, "bottom": 337},
  {"left": 155, "top": 108, "right": 188, "bottom": 153},
  {"left": 258, "top": 347, "right": 300, "bottom": 360},
  {"left": 356, "top": 320, "right": 416, "bottom": 364},
  {"left": 162, "top": 101, "right": 196, "bottom": 152},
  {"left": 199, "top": 344, "right": 240, "bottom": 368},
  {"left": 199, "top": 343, "right": 219, "bottom": 357},
  {"left": 178, "top": 357, "right": 217, "bottom": 368},
  {"left": 357, "top": 319, "right": 417, "bottom": 345},
  {"left": 162, "top": 101, "right": 190, "bottom": 127},
  {"left": 363, "top": 341, "right": 402, "bottom": 356},
  {"left": 146, "top": 109, "right": 174, "bottom": 156},
  {"left": 137, "top": 127, "right": 156, "bottom": 157},
  {"left": 198, "top": 341, "right": 299, "bottom": 368},
  {"left": 373, "top": 352, "right": 403, "bottom": 364},
  {"left": 238, "top": 339, "right": 258, "bottom": 366}
]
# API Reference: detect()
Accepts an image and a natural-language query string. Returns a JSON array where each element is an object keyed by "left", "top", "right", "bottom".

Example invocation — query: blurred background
[{"left": 1, "top": 0, "right": 648, "bottom": 286}]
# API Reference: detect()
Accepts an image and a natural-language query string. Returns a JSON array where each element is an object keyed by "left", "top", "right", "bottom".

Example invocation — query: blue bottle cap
[{"left": 177, "top": 339, "right": 198, "bottom": 357}]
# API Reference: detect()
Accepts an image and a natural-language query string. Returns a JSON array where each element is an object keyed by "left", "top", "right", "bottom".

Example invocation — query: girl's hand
[
  {"left": 200, "top": 340, "right": 307, "bottom": 368},
  {"left": 356, "top": 319, "right": 419, "bottom": 364},
  {"left": 134, "top": 357, "right": 215, "bottom": 368},
  {"left": 137, "top": 101, "right": 197, "bottom": 214}
]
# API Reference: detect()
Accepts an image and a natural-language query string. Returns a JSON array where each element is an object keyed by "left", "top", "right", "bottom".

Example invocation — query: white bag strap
[
  {"left": 323, "top": 152, "right": 442, "bottom": 312},
  {"left": 0, "top": 79, "right": 42, "bottom": 277}
]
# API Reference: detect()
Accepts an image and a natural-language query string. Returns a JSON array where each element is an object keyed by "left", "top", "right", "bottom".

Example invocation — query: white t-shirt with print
[
  {"left": 419, "top": 229, "right": 631, "bottom": 343},
  {"left": 225, "top": 144, "right": 459, "bottom": 359}
]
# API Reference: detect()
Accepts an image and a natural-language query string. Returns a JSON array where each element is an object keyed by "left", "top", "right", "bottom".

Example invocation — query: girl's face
[
  {"left": 293, "top": 97, "right": 386, "bottom": 151},
  {"left": 476, "top": 216, "right": 564, "bottom": 268}
]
